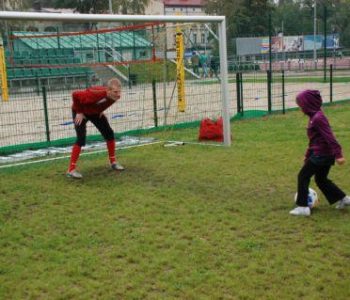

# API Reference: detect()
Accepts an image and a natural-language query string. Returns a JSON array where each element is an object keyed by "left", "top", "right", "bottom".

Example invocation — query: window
[
  {"left": 139, "top": 50, "right": 147, "bottom": 58},
  {"left": 26, "top": 26, "right": 39, "bottom": 32},
  {"left": 44, "top": 26, "right": 56, "bottom": 32}
]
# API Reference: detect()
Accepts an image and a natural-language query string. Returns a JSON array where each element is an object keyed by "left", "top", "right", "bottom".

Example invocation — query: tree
[
  {"left": 41, "top": 0, "right": 106, "bottom": 13},
  {"left": 47, "top": 0, "right": 149, "bottom": 14},
  {"left": 2, "top": 0, "right": 32, "bottom": 10},
  {"left": 206, "top": 0, "right": 274, "bottom": 39},
  {"left": 329, "top": 0, "right": 350, "bottom": 47},
  {"left": 273, "top": 0, "right": 309, "bottom": 36}
]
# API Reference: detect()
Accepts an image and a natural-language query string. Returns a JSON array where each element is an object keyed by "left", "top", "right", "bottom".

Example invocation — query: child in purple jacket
[{"left": 290, "top": 89, "right": 350, "bottom": 216}]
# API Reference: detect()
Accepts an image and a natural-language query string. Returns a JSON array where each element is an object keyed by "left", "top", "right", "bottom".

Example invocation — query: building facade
[
  {"left": 145, "top": 0, "right": 164, "bottom": 15},
  {"left": 1, "top": 0, "right": 25, "bottom": 10},
  {"left": 163, "top": 0, "right": 208, "bottom": 53}
]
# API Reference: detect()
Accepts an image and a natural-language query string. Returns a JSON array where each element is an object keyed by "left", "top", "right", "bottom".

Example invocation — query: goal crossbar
[{"left": 0, "top": 11, "right": 224, "bottom": 23}]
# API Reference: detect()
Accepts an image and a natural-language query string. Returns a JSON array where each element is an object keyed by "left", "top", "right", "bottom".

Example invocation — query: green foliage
[
  {"left": 116, "top": 0, "right": 150, "bottom": 15},
  {"left": 10, "top": 1, "right": 350, "bottom": 48},
  {"left": 49, "top": 0, "right": 149, "bottom": 14},
  {"left": 334, "top": 0, "right": 350, "bottom": 47},
  {"left": 205, "top": 0, "right": 350, "bottom": 47},
  {"left": 117, "top": 61, "right": 196, "bottom": 84},
  {"left": 206, "top": 0, "right": 274, "bottom": 38},
  {"left": 128, "top": 61, "right": 177, "bottom": 82},
  {"left": 273, "top": 0, "right": 307, "bottom": 35},
  {"left": 0, "top": 104, "right": 350, "bottom": 298}
]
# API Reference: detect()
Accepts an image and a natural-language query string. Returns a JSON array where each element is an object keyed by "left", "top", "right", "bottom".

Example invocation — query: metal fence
[
  {"left": 1, "top": 63, "right": 349, "bottom": 156},
  {"left": 1, "top": 13, "right": 350, "bottom": 156},
  {"left": 233, "top": 65, "right": 350, "bottom": 119}
]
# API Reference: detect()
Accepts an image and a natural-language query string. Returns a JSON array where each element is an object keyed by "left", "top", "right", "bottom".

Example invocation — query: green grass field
[{"left": 1, "top": 104, "right": 350, "bottom": 299}]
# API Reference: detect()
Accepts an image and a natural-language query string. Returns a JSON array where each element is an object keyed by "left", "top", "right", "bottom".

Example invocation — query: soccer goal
[{"left": 0, "top": 11, "right": 231, "bottom": 159}]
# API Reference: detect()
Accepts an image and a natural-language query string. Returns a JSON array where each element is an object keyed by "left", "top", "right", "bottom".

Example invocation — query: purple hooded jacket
[{"left": 296, "top": 90, "right": 342, "bottom": 160}]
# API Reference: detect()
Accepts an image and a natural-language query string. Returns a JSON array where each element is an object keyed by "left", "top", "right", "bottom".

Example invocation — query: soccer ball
[{"left": 294, "top": 188, "right": 319, "bottom": 208}]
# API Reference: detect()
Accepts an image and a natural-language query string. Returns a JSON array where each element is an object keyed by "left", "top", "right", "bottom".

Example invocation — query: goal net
[{"left": 0, "top": 12, "right": 231, "bottom": 159}]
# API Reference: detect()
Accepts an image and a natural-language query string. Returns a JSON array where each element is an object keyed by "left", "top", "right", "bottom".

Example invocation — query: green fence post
[
  {"left": 235, "top": 73, "right": 244, "bottom": 116},
  {"left": 85, "top": 72, "right": 89, "bottom": 88},
  {"left": 56, "top": 27, "right": 61, "bottom": 49},
  {"left": 132, "top": 31, "right": 136, "bottom": 61},
  {"left": 236, "top": 72, "right": 241, "bottom": 115},
  {"left": 268, "top": 12, "right": 272, "bottom": 77},
  {"left": 282, "top": 70, "right": 285, "bottom": 114},
  {"left": 330, "top": 64, "right": 333, "bottom": 103},
  {"left": 152, "top": 79, "right": 158, "bottom": 127},
  {"left": 97, "top": 32, "right": 101, "bottom": 63},
  {"left": 36, "top": 74, "right": 41, "bottom": 96},
  {"left": 267, "top": 12, "right": 273, "bottom": 114},
  {"left": 239, "top": 73, "right": 244, "bottom": 116},
  {"left": 42, "top": 86, "right": 51, "bottom": 144},
  {"left": 267, "top": 70, "right": 272, "bottom": 113},
  {"left": 128, "top": 65, "right": 131, "bottom": 89}
]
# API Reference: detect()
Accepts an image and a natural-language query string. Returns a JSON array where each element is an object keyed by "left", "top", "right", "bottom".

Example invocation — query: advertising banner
[{"left": 259, "top": 34, "right": 339, "bottom": 54}]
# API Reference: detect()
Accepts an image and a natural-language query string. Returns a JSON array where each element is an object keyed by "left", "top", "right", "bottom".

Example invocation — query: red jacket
[{"left": 72, "top": 86, "right": 115, "bottom": 115}]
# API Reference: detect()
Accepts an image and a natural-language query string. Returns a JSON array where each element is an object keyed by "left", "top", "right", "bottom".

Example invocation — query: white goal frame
[{"left": 0, "top": 11, "right": 231, "bottom": 146}]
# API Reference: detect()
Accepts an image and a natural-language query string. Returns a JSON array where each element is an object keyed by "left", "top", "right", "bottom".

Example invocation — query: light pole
[
  {"left": 281, "top": 21, "right": 285, "bottom": 63},
  {"left": 1, "top": 0, "right": 9, "bottom": 48},
  {"left": 108, "top": 0, "right": 113, "bottom": 14},
  {"left": 323, "top": 4, "right": 327, "bottom": 82},
  {"left": 313, "top": 0, "right": 317, "bottom": 69},
  {"left": 332, "top": 27, "right": 336, "bottom": 66}
]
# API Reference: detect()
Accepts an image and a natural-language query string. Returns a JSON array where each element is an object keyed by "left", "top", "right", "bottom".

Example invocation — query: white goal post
[{"left": 0, "top": 11, "right": 231, "bottom": 146}]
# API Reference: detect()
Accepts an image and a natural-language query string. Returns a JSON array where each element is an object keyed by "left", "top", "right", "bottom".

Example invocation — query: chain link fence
[{"left": 1, "top": 16, "right": 350, "bottom": 156}]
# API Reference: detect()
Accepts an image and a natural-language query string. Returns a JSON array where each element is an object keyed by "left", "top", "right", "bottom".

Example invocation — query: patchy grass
[{"left": 1, "top": 104, "right": 350, "bottom": 299}]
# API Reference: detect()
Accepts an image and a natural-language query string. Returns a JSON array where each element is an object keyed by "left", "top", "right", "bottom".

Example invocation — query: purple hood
[
  {"left": 296, "top": 90, "right": 343, "bottom": 159},
  {"left": 296, "top": 90, "right": 322, "bottom": 116}
]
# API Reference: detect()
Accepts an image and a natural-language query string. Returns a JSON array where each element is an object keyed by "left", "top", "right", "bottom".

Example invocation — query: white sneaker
[
  {"left": 289, "top": 206, "right": 311, "bottom": 216},
  {"left": 111, "top": 162, "right": 125, "bottom": 171},
  {"left": 335, "top": 196, "right": 350, "bottom": 209},
  {"left": 66, "top": 169, "right": 83, "bottom": 179}
]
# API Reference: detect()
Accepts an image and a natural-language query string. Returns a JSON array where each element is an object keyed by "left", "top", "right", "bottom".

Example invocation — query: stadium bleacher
[
  {"left": 5, "top": 48, "right": 93, "bottom": 85},
  {"left": 5, "top": 30, "right": 153, "bottom": 87}
]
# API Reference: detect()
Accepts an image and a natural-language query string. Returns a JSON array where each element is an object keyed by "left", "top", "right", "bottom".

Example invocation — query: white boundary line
[
  {"left": 0, "top": 141, "right": 163, "bottom": 170},
  {"left": 165, "top": 140, "right": 225, "bottom": 147},
  {"left": 0, "top": 139, "right": 225, "bottom": 169}
]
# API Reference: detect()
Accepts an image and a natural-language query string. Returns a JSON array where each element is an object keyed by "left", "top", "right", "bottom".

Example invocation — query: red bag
[{"left": 198, "top": 117, "right": 224, "bottom": 142}]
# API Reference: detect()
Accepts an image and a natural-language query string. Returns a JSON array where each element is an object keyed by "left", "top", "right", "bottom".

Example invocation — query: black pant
[
  {"left": 296, "top": 158, "right": 345, "bottom": 206},
  {"left": 73, "top": 111, "right": 114, "bottom": 146}
]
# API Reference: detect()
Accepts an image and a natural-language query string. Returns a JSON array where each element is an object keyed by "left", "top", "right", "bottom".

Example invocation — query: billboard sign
[{"left": 238, "top": 34, "right": 341, "bottom": 55}]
